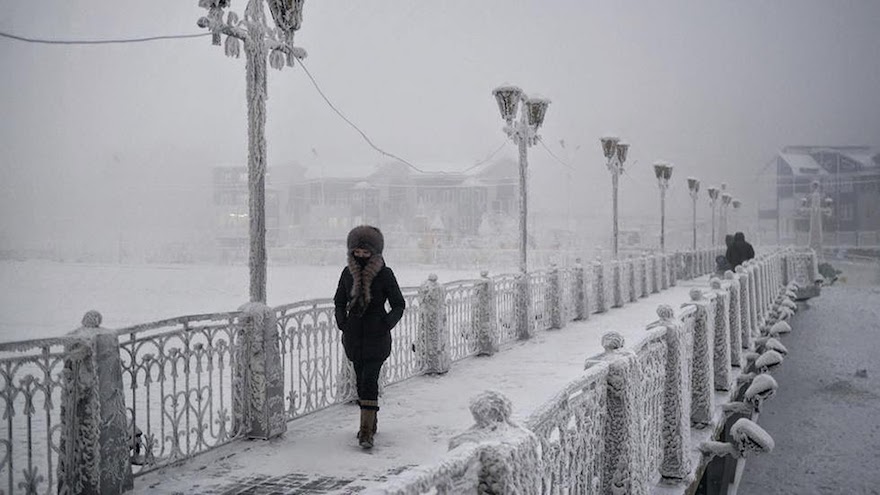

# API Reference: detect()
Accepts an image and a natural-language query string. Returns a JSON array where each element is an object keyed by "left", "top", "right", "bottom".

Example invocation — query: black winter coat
[
  {"left": 725, "top": 238, "right": 755, "bottom": 269},
  {"left": 334, "top": 265, "right": 405, "bottom": 362}
]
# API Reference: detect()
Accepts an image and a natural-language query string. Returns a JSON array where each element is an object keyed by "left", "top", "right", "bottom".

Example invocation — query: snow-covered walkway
[{"left": 132, "top": 277, "right": 708, "bottom": 494}]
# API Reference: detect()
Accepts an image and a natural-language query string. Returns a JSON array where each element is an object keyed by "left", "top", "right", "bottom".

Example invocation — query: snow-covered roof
[{"left": 779, "top": 153, "right": 825, "bottom": 175}]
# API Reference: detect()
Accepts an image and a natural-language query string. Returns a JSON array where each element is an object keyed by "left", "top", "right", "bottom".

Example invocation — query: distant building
[
  {"left": 212, "top": 167, "right": 281, "bottom": 249},
  {"left": 757, "top": 146, "right": 880, "bottom": 245},
  {"left": 286, "top": 159, "right": 520, "bottom": 246}
]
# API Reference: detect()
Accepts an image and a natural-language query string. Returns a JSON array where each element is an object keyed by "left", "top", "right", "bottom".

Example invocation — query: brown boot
[{"left": 358, "top": 409, "right": 376, "bottom": 449}]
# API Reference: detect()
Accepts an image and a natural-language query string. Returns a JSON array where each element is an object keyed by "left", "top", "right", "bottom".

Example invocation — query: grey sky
[{"left": 1, "top": 0, "right": 879, "bottom": 248}]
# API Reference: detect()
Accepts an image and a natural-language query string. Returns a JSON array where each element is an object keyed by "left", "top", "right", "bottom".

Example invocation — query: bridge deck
[{"left": 133, "top": 277, "right": 708, "bottom": 495}]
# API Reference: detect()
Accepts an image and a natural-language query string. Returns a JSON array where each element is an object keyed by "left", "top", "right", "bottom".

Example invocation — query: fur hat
[{"left": 347, "top": 225, "right": 384, "bottom": 255}]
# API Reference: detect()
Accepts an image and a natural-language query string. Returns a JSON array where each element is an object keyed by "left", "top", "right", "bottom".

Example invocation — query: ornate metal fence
[
  {"left": 633, "top": 330, "right": 668, "bottom": 481},
  {"left": 0, "top": 337, "right": 77, "bottom": 495},
  {"left": 530, "top": 271, "right": 549, "bottom": 334},
  {"left": 493, "top": 274, "right": 519, "bottom": 344},
  {"left": 384, "top": 288, "right": 421, "bottom": 383},
  {"left": 445, "top": 281, "right": 481, "bottom": 362},
  {"left": 274, "top": 299, "right": 347, "bottom": 420},
  {"left": 525, "top": 363, "right": 609, "bottom": 494},
  {"left": 117, "top": 312, "right": 245, "bottom": 477}
]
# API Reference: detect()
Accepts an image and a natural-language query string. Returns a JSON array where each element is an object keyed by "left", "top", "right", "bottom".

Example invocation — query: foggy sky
[{"left": 1, "top": 0, "right": 879, "bottom": 249}]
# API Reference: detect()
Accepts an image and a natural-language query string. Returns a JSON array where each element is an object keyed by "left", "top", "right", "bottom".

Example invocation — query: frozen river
[{"left": 0, "top": 259, "right": 488, "bottom": 342}]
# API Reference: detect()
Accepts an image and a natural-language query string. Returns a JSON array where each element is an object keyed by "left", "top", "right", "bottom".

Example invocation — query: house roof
[{"left": 779, "top": 153, "right": 827, "bottom": 175}]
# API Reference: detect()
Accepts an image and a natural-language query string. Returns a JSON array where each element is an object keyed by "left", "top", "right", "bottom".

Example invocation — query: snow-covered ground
[
  {"left": 740, "top": 283, "right": 880, "bottom": 494},
  {"left": 0, "top": 260, "right": 487, "bottom": 342}
]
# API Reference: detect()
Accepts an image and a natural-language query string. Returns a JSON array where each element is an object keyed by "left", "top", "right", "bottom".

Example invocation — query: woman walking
[{"left": 334, "top": 225, "right": 406, "bottom": 449}]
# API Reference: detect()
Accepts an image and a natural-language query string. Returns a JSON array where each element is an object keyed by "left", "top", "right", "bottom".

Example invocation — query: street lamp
[
  {"left": 197, "top": 0, "right": 307, "bottom": 304},
  {"left": 491, "top": 85, "right": 550, "bottom": 274},
  {"left": 653, "top": 161, "right": 674, "bottom": 252},
  {"left": 600, "top": 136, "right": 630, "bottom": 258},
  {"left": 707, "top": 186, "right": 720, "bottom": 246},
  {"left": 798, "top": 181, "right": 833, "bottom": 254},
  {"left": 687, "top": 177, "right": 701, "bottom": 250},
  {"left": 731, "top": 198, "right": 742, "bottom": 233},
  {"left": 720, "top": 188, "right": 732, "bottom": 244}
]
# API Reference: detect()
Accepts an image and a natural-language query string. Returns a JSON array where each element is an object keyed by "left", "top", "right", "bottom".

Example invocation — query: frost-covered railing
[
  {"left": 0, "top": 246, "right": 736, "bottom": 493},
  {"left": 374, "top": 247, "right": 802, "bottom": 495},
  {"left": 523, "top": 362, "right": 609, "bottom": 493},
  {"left": 445, "top": 281, "right": 481, "bottom": 362},
  {"left": 0, "top": 337, "right": 76, "bottom": 495},
  {"left": 117, "top": 312, "right": 246, "bottom": 476},
  {"left": 275, "top": 298, "right": 350, "bottom": 419}
]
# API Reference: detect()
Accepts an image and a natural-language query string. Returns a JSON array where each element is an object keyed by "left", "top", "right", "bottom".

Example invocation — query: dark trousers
[{"left": 353, "top": 359, "right": 384, "bottom": 404}]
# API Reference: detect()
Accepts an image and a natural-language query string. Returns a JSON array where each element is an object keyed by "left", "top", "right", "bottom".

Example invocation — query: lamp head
[
  {"left": 615, "top": 142, "right": 630, "bottom": 163},
  {"left": 524, "top": 96, "right": 551, "bottom": 129},
  {"left": 600, "top": 135, "right": 620, "bottom": 159},
  {"left": 492, "top": 85, "right": 523, "bottom": 124},
  {"left": 267, "top": 0, "right": 305, "bottom": 39},
  {"left": 708, "top": 186, "right": 720, "bottom": 201},
  {"left": 653, "top": 161, "right": 673, "bottom": 181},
  {"left": 687, "top": 177, "right": 701, "bottom": 193}
]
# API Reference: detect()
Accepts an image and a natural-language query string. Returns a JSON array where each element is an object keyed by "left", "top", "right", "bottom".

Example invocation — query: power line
[
  {"left": 1, "top": 27, "right": 513, "bottom": 177},
  {"left": 0, "top": 30, "right": 210, "bottom": 45},
  {"left": 537, "top": 138, "right": 575, "bottom": 171},
  {"left": 295, "top": 57, "right": 507, "bottom": 176}
]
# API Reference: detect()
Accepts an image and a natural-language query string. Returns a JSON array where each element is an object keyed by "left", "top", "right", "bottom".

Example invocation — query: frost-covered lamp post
[
  {"left": 687, "top": 177, "right": 700, "bottom": 250},
  {"left": 731, "top": 198, "right": 742, "bottom": 235},
  {"left": 719, "top": 185, "right": 732, "bottom": 245},
  {"left": 600, "top": 136, "right": 630, "bottom": 258},
  {"left": 197, "top": 0, "right": 307, "bottom": 303},
  {"left": 491, "top": 85, "right": 551, "bottom": 274},
  {"left": 798, "top": 180, "right": 833, "bottom": 254},
  {"left": 707, "top": 186, "right": 720, "bottom": 246},
  {"left": 653, "top": 161, "right": 674, "bottom": 252}
]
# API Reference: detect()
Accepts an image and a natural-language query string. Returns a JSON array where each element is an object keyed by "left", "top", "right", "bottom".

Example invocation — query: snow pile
[
  {"left": 730, "top": 418, "right": 775, "bottom": 457},
  {"left": 755, "top": 350, "right": 784, "bottom": 371},
  {"left": 745, "top": 373, "right": 778, "bottom": 411}
]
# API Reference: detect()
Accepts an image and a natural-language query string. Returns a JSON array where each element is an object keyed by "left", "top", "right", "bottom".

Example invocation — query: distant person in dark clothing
[
  {"left": 716, "top": 235, "right": 735, "bottom": 274},
  {"left": 726, "top": 232, "right": 755, "bottom": 269}
]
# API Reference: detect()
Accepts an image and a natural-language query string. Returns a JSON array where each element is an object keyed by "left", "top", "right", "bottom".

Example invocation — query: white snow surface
[
  {"left": 127, "top": 277, "right": 709, "bottom": 494},
  {"left": 0, "top": 260, "right": 480, "bottom": 341}
]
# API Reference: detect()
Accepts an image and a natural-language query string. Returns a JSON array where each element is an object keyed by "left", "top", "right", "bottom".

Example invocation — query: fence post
[
  {"left": 237, "top": 303, "right": 287, "bottom": 439},
  {"left": 735, "top": 266, "right": 753, "bottom": 351},
  {"left": 724, "top": 271, "right": 743, "bottom": 368},
  {"left": 710, "top": 278, "right": 732, "bottom": 392},
  {"left": 418, "top": 274, "right": 451, "bottom": 373},
  {"left": 548, "top": 264, "right": 564, "bottom": 329},
  {"left": 448, "top": 391, "right": 541, "bottom": 494},
  {"left": 58, "top": 311, "right": 133, "bottom": 495},
  {"left": 573, "top": 259, "right": 588, "bottom": 321},
  {"left": 651, "top": 255, "right": 660, "bottom": 293},
  {"left": 628, "top": 257, "right": 638, "bottom": 303},
  {"left": 684, "top": 290, "right": 715, "bottom": 428},
  {"left": 593, "top": 259, "right": 607, "bottom": 313},
  {"left": 515, "top": 272, "right": 532, "bottom": 340},
  {"left": 668, "top": 253, "right": 677, "bottom": 287},
  {"left": 612, "top": 260, "right": 624, "bottom": 308},
  {"left": 750, "top": 261, "right": 763, "bottom": 335},
  {"left": 641, "top": 256, "right": 650, "bottom": 298},
  {"left": 585, "top": 332, "right": 647, "bottom": 495},
  {"left": 656, "top": 305, "right": 692, "bottom": 481},
  {"left": 474, "top": 271, "right": 499, "bottom": 356}
]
